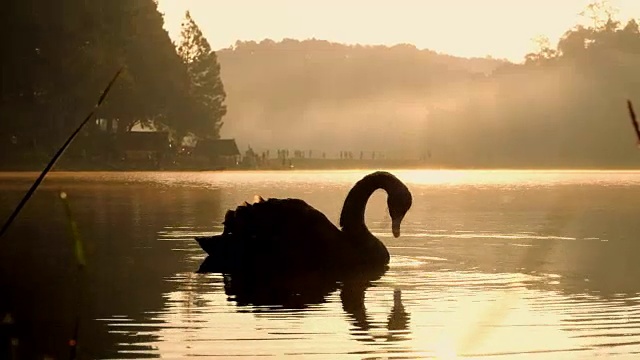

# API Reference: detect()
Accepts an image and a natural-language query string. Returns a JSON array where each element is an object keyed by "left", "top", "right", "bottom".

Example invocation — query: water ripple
[{"left": 4, "top": 170, "right": 640, "bottom": 359}]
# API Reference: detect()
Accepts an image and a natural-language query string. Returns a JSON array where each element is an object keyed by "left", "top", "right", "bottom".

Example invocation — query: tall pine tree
[{"left": 177, "top": 11, "right": 227, "bottom": 139}]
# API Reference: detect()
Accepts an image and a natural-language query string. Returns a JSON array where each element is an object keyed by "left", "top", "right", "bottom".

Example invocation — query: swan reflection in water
[
  {"left": 198, "top": 258, "right": 410, "bottom": 343},
  {"left": 343, "top": 286, "right": 410, "bottom": 344}
]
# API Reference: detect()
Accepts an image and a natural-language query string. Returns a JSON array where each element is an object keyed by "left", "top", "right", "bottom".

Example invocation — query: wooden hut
[{"left": 193, "top": 138, "right": 241, "bottom": 167}]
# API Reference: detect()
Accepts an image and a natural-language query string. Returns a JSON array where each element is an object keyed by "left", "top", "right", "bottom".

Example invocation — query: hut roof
[{"left": 194, "top": 139, "right": 240, "bottom": 157}]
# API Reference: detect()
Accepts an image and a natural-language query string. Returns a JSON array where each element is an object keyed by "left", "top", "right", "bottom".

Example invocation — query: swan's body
[{"left": 195, "top": 171, "right": 412, "bottom": 275}]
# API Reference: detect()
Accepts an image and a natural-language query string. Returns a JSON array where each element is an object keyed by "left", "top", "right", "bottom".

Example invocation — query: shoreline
[
  {"left": 2, "top": 156, "right": 640, "bottom": 172},
  {"left": 2, "top": 163, "right": 640, "bottom": 173}
]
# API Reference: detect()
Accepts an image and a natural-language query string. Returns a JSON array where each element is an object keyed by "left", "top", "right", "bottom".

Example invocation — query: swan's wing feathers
[
  {"left": 202, "top": 195, "right": 384, "bottom": 272},
  {"left": 225, "top": 197, "right": 339, "bottom": 247}
]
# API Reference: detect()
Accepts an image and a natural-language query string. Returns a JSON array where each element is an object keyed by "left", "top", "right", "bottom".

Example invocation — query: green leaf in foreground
[{"left": 59, "top": 192, "right": 86, "bottom": 268}]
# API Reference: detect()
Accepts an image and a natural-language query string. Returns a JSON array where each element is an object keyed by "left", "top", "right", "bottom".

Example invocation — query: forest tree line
[
  {"left": 1, "top": 1, "right": 225, "bottom": 165},
  {"left": 425, "top": 5, "right": 640, "bottom": 167}
]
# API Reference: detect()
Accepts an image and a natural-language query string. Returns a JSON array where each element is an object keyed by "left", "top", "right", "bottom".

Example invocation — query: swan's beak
[{"left": 392, "top": 218, "right": 401, "bottom": 238}]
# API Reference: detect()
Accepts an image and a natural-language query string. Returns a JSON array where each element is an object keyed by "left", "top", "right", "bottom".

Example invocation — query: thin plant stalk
[
  {"left": 60, "top": 192, "right": 86, "bottom": 268},
  {"left": 59, "top": 191, "right": 87, "bottom": 360},
  {"left": 627, "top": 99, "right": 640, "bottom": 146}
]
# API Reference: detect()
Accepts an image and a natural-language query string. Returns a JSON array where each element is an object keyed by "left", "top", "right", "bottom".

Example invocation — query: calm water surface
[{"left": 2, "top": 170, "right": 640, "bottom": 359}]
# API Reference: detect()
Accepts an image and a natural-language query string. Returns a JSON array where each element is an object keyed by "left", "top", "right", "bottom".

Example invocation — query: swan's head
[{"left": 387, "top": 181, "right": 412, "bottom": 238}]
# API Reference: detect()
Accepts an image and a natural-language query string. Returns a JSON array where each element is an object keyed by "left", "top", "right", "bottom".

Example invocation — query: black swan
[{"left": 195, "top": 171, "right": 412, "bottom": 275}]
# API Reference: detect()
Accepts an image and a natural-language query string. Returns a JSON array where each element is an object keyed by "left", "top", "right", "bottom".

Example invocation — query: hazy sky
[{"left": 157, "top": 0, "right": 640, "bottom": 62}]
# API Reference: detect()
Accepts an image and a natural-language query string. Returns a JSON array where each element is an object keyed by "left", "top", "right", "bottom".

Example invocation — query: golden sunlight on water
[{"left": 2, "top": 169, "right": 640, "bottom": 359}]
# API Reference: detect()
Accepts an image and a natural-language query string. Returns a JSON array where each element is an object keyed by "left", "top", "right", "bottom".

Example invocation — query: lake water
[{"left": 2, "top": 170, "right": 640, "bottom": 359}]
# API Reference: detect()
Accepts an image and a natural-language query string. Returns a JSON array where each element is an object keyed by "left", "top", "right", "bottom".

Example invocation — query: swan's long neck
[{"left": 339, "top": 173, "right": 393, "bottom": 238}]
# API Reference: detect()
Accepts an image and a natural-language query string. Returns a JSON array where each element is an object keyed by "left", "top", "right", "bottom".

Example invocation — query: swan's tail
[
  {"left": 195, "top": 235, "right": 236, "bottom": 273},
  {"left": 195, "top": 235, "right": 226, "bottom": 255}
]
